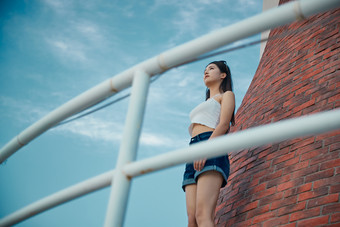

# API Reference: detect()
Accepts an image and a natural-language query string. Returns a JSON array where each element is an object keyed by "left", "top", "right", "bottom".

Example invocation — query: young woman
[{"left": 182, "top": 60, "right": 235, "bottom": 227}]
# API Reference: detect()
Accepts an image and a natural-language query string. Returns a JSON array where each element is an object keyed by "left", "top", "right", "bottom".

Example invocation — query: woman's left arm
[{"left": 210, "top": 91, "right": 235, "bottom": 139}]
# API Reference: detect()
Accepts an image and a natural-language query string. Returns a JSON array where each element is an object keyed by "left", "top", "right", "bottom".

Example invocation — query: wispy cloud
[
  {"left": 41, "top": 0, "right": 66, "bottom": 10},
  {"left": 76, "top": 22, "right": 106, "bottom": 44},
  {"left": 47, "top": 39, "right": 87, "bottom": 62},
  {"left": 150, "top": 0, "right": 234, "bottom": 45},
  {"left": 0, "top": 94, "right": 180, "bottom": 149},
  {"left": 0, "top": 96, "right": 50, "bottom": 124},
  {"left": 54, "top": 115, "right": 179, "bottom": 149},
  {"left": 43, "top": 19, "right": 112, "bottom": 64},
  {"left": 235, "top": 0, "right": 259, "bottom": 16},
  {"left": 140, "top": 131, "right": 174, "bottom": 147},
  {"left": 54, "top": 116, "right": 123, "bottom": 142},
  {"left": 40, "top": 0, "right": 77, "bottom": 14},
  {"left": 238, "top": 0, "right": 257, "bottom": 7},
  {"left": 38, "top": 0, "right": 120, "bottom": 68}
]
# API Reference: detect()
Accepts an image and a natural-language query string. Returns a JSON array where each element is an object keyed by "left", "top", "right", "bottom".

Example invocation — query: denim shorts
[{"left": 182, "top": 131, "right": 230, "bottom": 192}]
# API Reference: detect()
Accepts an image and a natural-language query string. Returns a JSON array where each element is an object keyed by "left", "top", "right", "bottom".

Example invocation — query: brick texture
[{"left": 215, "top": 1, "right": 340, "bottom": 226}]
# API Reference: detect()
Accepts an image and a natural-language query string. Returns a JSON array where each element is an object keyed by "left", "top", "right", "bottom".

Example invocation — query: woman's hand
[{"left": 194, "top": 159, "right": 206, "bottom": 171}]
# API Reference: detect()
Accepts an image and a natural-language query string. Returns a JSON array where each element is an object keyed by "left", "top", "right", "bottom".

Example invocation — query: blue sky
[{"left": 0, "top": 0, "right": 262, "bottom": 226}]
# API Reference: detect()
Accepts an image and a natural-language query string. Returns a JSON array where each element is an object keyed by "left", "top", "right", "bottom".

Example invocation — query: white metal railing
[
  {"left": 105, "top": 70, "right": 150, "bottom": 226},
  {"left": 1, "top": 0, "right": 340, "bottom": 226}
]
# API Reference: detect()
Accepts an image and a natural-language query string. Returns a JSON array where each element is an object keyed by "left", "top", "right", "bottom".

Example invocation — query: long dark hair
[{"left": 205, "top": 60, "right": 235, "bottom": 126}]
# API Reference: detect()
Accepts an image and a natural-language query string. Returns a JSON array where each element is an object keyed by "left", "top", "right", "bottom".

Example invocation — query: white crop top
[{"left": 188, "top": 94, "right": 221, "bottom": 136}]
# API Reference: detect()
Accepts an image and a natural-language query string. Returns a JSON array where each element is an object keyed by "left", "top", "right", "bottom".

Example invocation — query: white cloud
[
  {"left": 77, "top": 24, "right": 97, "bottom": 36},
  {"left": 47, "top": 39, "right": 87, "bottom": 62},
  {"left": 40, "top": 0, "right": 74, "bottom": 14},
  {"left": 150, "top": 0, "right": 232, "bottom": 44},
  {"left": 140, "top": 132, "right": 173, "bottom": 147},
  {"left": 39, "top": 1, "right": 116, "bottom": 65},
  {"left": 173, "top": 4, "right": 201, "bottom": 33},
  {"left": 53, "top": 40, "right": 67, "bottom": 50},
  {"left": 54, "top": 116, "right": 123, "bottom": 142},
  {"left": 75, "top": 22, "right": 108, "bottom": 45},
  {"left": 235, "top": 0, "right": 259, "bottom": 15},
  {"left": 0, "top": 96, "right": 49, "bottom": 124},
  {"left": 238, "top": 0, "right": 256, "bottom": 6},
  {"left": 0, "top": 94, "right": 180, "bottom": 150},
  {"left": 148, "top": 67, "right": 204, "bottom": 110},
  {"left": 197, "top": 0, "right": 223, "bottom": 4},
  {"left": 54, "top": 115, "right": 179, "bottom": 148},
  {"left": 41, "top": 0, "right": 64, "bottom": 9}
]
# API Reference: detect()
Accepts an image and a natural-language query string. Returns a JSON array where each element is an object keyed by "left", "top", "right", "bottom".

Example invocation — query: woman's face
[{"left": 204, "top": 63, "right": 225, "bottom": 86}]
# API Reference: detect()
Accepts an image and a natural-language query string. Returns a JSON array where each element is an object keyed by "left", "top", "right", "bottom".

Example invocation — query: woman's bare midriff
[{"left": 191, "top": 123, "right": 214, "bottom": 137}]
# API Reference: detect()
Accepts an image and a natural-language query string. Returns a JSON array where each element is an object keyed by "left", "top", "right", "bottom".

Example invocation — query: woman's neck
[{"left": 209, "top": 85, "right": 221, "bottom": 97}]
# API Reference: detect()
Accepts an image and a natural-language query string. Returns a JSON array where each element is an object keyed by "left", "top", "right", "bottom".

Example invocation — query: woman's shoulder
[
  {"left": 220, "top": 91, "right": 235, "bottom": 104},
  {"left": 221, "top": 91, "right": 235, "bottom": 99},
  {"left": 214, "top": 91, "right": 234, "bottom": 104},
  {"left": 223, "top": 90, "right": 234, "bottom": 95}
]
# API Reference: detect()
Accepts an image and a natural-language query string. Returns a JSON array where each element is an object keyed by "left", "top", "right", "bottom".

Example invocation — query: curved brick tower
[{"left": 215, "top": 1, "right": 340, "bottom": 226}]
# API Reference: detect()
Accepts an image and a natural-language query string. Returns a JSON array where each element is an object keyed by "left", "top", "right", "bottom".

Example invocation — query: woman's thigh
[
  {"left": 185, "top": 184, "right": 197, "bottom": 216},
  {"left": 196, "top": 171, "right": 223, "bottom": 214}
]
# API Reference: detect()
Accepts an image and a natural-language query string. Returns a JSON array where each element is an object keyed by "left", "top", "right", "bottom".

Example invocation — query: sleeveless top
[{"left": 188, "top": 94, "right": 221, "bottom": 136}]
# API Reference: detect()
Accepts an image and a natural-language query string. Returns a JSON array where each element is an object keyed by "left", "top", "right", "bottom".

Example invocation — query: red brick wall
[{"left": 215, "top": 1, "right": 340, "bottom": 226}]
